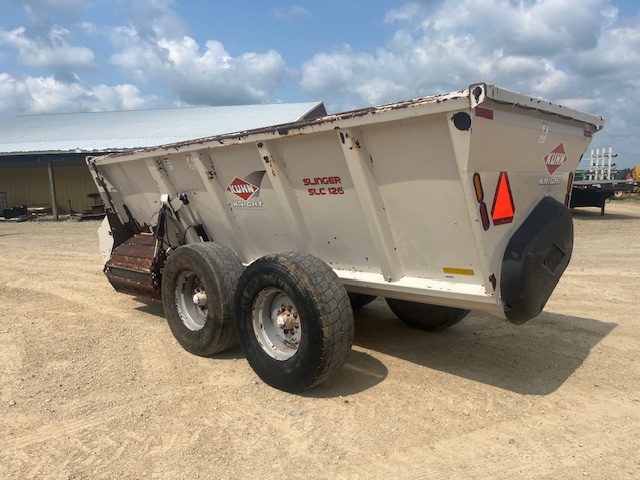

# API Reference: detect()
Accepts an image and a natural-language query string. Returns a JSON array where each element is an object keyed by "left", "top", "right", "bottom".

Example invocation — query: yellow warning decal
[{"left": 443, "top": 267, "right": 474, "bottom": 276}]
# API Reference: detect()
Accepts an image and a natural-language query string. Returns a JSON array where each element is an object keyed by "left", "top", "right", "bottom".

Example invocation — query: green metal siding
[{"left": 0, "top": 164, "right": 98, "bottom": 214}]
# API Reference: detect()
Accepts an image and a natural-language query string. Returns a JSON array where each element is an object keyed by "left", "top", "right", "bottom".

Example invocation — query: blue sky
[{"left": 1, "top": 0, "right": 639, "bottom": 167}]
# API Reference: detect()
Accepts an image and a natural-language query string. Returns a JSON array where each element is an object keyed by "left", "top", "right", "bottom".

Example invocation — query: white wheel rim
[
  {"left": 175, "top": 271, "right": 207, "bottom": 331},
  {"left": 252, "top": 288, "right": 301, "bottom": 361}
]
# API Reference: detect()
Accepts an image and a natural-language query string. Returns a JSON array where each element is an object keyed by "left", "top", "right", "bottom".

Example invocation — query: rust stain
[
  {"left": 104, "top": 233, "right": 165, "bottom": 302},
  {"left": 265, "top": 154, "right": 277, "bottom": 177}
]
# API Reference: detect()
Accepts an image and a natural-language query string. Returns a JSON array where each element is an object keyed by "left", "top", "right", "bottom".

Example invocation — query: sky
[{"left": 1, "top": 0, "right": 639, "bottom": 168}]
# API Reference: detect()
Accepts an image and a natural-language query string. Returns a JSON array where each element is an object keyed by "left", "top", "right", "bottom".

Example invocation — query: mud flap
[{"left": 501, "top": 196, "right": 573, "bottom": 324}]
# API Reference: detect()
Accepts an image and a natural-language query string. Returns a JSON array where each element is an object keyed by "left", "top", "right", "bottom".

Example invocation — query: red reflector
[
  {"left": 475, "top": 107, "right": 494, "bottom": 120},
  {"left": 479, "top": 202, "right": 490, "bottom": 230},
  {"left": 491, "top": 172, "right": 515, "bottom": 225},
  {"left": 583, "top": 130, "right": 592, "bottom": 138}
]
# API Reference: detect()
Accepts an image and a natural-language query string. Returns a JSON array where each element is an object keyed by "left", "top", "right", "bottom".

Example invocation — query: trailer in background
[{"left": 570, "top": 147, "right": 636, "bottom": 215}]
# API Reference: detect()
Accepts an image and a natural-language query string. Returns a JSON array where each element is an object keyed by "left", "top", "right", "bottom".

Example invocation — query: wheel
[
  {"left": 348, "top": 293, "right": 377, "bottom": 311},
  {"left": 386, "top": 298, "right": 469, "bottom": 331},
  {"left": 234, "top": 252, "right": 354, "bottom": 392},
  {"left": 161, "top": 243, "right": 243, "bottom": 356},
  {"left": 613, "top": 191, "right": 623, "bottom": 199}
]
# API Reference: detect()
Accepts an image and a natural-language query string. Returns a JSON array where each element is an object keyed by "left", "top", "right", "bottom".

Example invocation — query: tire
[
  {"left": 162, "top": 243, "right": 243, "bottom": 356},
  {"left": 386, "top": 298, "right": 470, "bottom": 331},
  {"left": 348, "top": 293, "right": 377, "bottom": 311},
  {"left": 234, "top": 252, "right": 354, "bottom": 392},
  {"left": 613, "top": 191, "right": 623, "bottom": 199}
]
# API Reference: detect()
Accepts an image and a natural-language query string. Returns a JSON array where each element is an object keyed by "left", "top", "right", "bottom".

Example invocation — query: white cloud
[
  {"left": 22, "top": 0, "right": 90, "bottom": 9},
  {"left": 273, "top": 6, "right": 311, "bottom": 20},
  {"left": 0, "top": 73, "right": 30, "bottom": 113},
  {"left": 384, "top": 2, "right": 436, "bottom": 23},
  {"left": 3, "top": 0, "right": 289, "bottom": 109},
  {"left": 0, "top": 26, "right": 95, "bottom": 70},
  {"left": 126, "top": 0, "right": 188, "bottom": 40},
  {"left": 110, "top": 31, "right": 287, "bottom": 106},
  {"left": 0, "top": 72, "right": 156, "bottom": 114},
  {"left": 89, "top": 0, "right": 286, "bottom": 106},
  {"left": 300, "top": 0, "right": 629, "bottom": 107},
  {"left": 300, "top": 33, "right": 487, "bottom": 107},
  {"left": 89, "top": 83, "right": 151, "bottom": 111},
  {"left": 0, "top": 26, "right": 95, "bottom": 83},
  {"left": 16, "top": 0, "right": 92, "bottom": 39},
  {"left": 426, "top": 0, "right": 608, "bottom": 55},
  {"left": 570, "top": 22, "right": 640, "bottom": 86}
]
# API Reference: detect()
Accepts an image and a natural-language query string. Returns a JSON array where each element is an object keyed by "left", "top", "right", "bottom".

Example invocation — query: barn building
[{"left": 0, "top": 102, "right": 326, "bottom": 218}]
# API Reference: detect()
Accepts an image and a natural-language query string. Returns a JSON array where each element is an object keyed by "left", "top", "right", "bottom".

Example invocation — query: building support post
[{"left": 47, "top": 160, "right": 59, "bottom": 221}]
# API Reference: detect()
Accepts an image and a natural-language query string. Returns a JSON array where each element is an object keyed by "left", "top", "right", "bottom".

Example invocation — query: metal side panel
[{"left": 86, "top": 83, "right": 603, "bottom": 319}]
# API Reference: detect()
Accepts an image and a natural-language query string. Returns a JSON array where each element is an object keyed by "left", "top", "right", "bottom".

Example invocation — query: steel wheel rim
[
  {"left": 175, "top": 270, "right": 207, "bottom": 331},
  {"left": 252, "top": 288, "right": 301, "bottom": 361}
]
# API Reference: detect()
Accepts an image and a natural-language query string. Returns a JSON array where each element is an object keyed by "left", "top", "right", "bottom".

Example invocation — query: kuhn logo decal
[
  {"left": 544, "top": 143, "right": 567, "bottom": 175},
  {"left": 226, "top": 171, "right": 266, "bottom": 201}
]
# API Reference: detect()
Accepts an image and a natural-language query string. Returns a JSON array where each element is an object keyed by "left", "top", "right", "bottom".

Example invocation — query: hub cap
[
  {"left": 175, "top": 271, "right": 207, "bottom": 331},
  {"left": 252, "top": 288, "right": 301, "bottom": 361}
]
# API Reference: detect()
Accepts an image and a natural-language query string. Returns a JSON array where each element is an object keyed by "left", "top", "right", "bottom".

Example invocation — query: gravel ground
[{"left": 0, "top": 200, "right": 639, "bottom": 479}]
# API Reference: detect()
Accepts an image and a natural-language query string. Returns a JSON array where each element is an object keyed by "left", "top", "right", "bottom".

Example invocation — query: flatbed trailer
[
  {"left": 88, "top": 83, "right": 604, "bottom": 391},
  {"left": 571, "top": 179, "right": 637, "bottom": 215},
  {"left": 570, "top": 148, "right": 636, "bottom": 214}
]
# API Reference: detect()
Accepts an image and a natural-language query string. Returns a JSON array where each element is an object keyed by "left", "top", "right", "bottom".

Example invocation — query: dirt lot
[{"left": 1, "top": 200, "right": 639, "bottom": 480}]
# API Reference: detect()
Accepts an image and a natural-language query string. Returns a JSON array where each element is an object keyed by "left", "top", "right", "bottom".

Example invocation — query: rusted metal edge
[
  {"left": 93, "top": 88, "right": 469, "bottom": 161},
  {"left": 91, "top": 83, "right": 604, "bottom": 164}
]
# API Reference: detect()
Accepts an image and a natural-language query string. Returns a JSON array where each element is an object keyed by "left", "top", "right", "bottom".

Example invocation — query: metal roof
[{"left": 0, "top": 102, "right": 325, "bottom": 155}]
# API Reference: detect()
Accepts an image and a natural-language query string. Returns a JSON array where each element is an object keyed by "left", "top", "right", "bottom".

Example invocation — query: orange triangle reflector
[{"left": 491, "top": 172, "right": 515, "bottom": 225}]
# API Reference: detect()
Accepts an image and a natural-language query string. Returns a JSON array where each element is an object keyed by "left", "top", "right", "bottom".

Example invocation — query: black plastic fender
[{"left": 501, "top": 196, "right": 573, "bottom": 324}]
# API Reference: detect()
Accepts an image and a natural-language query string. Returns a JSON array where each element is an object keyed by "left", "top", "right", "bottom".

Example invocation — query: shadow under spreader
[
  {"left": 346, "top": 298, "right": 616, "bottom": 396},
  {"left": 133, "top": 297, "right": 615, "bottom": 397},
  {"left": 134, "top": 299, "right": 165, "bottom": 318},
  {"left": 302, "top": 350, "right": 389, "bottom": 398},
  {"left": 134, "top": 298, "right": 388, "bottom": 395}
]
